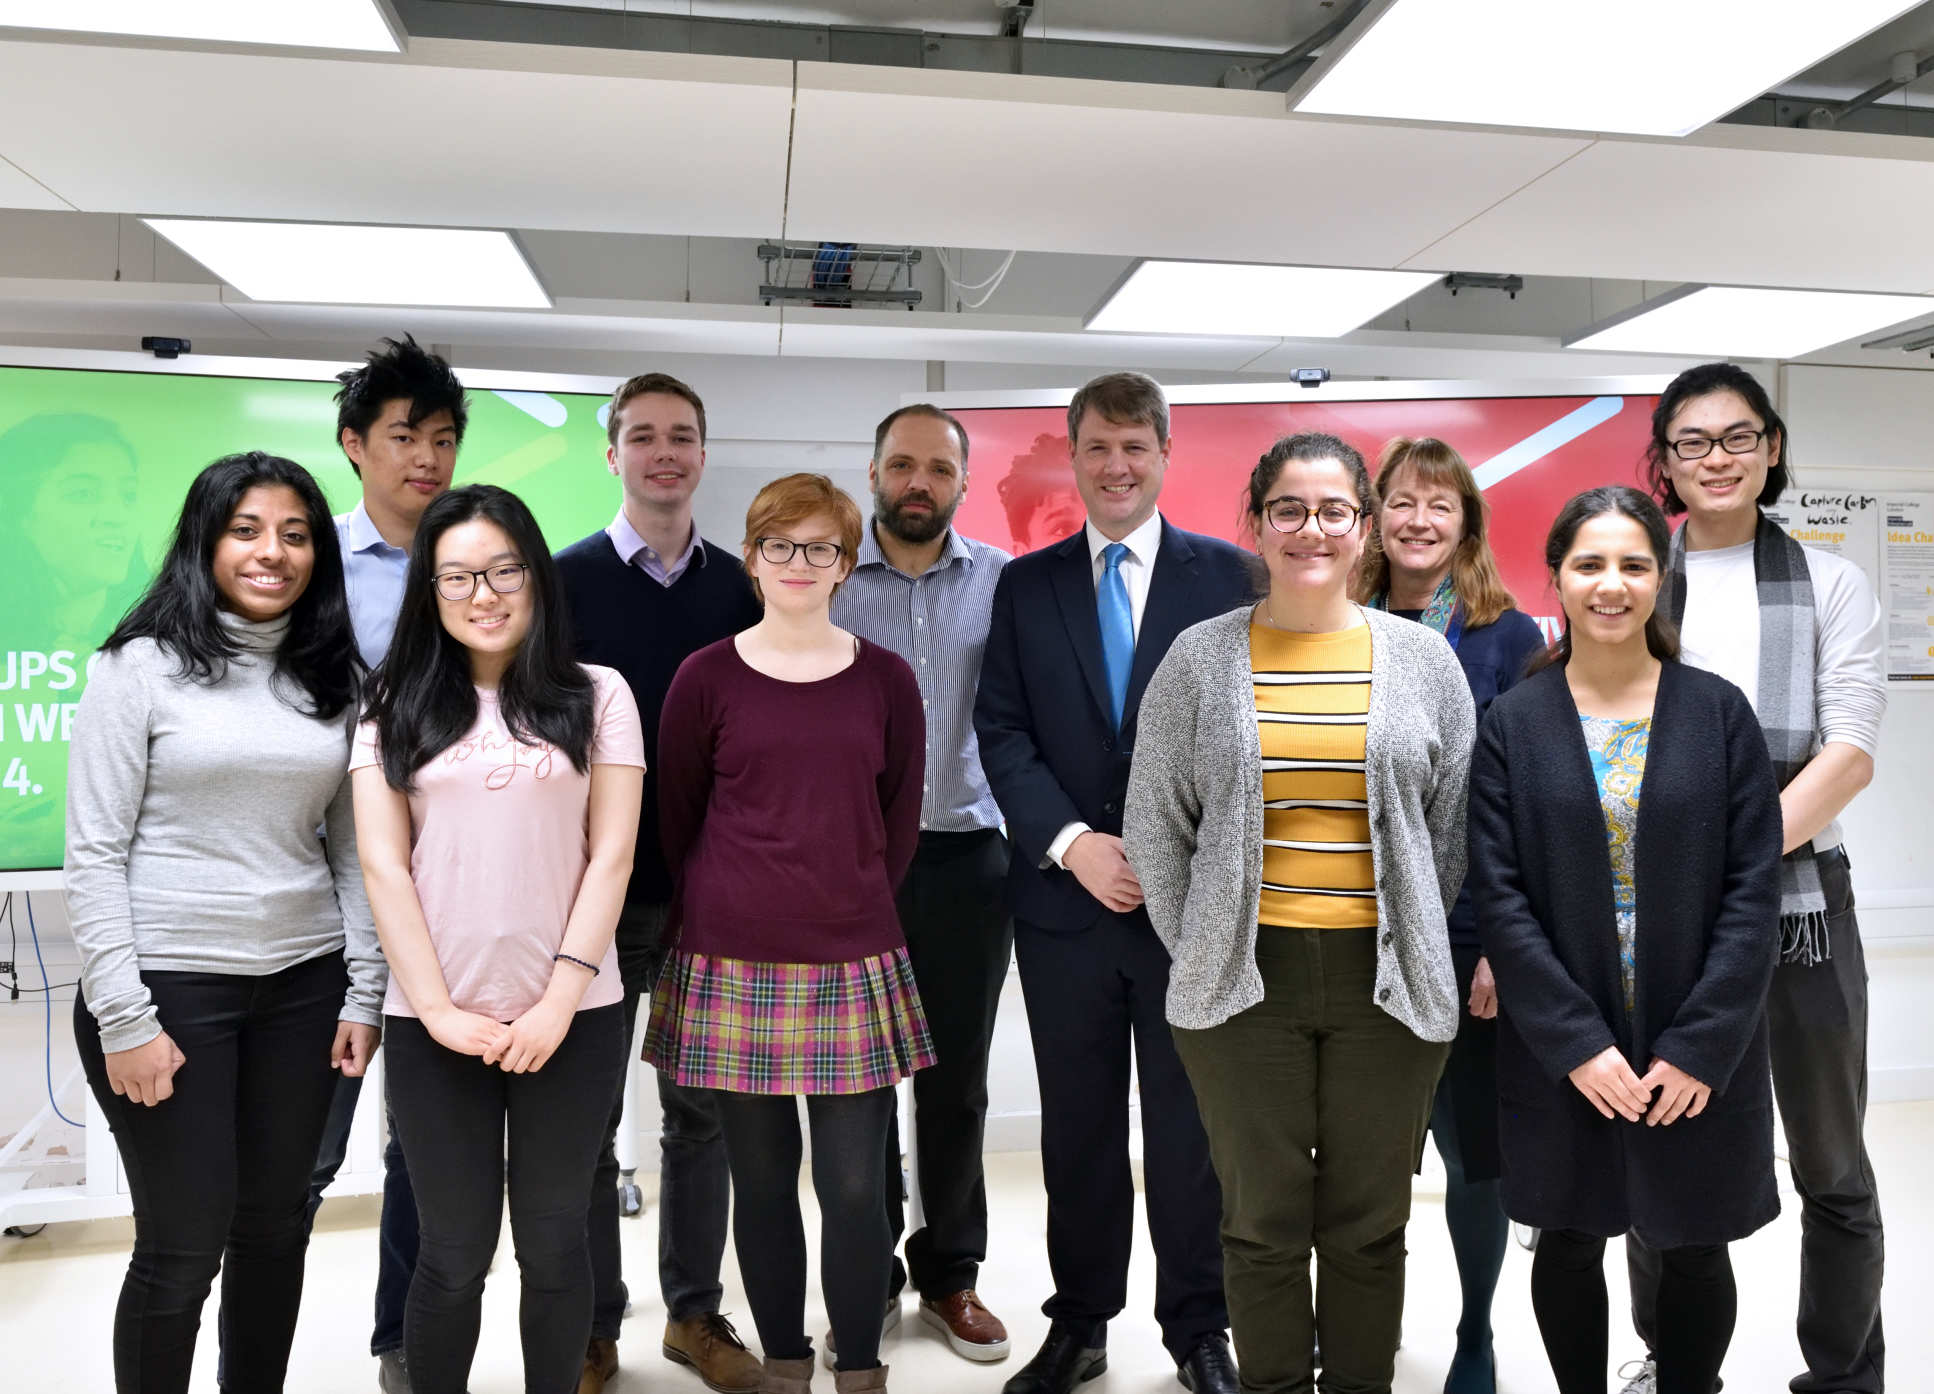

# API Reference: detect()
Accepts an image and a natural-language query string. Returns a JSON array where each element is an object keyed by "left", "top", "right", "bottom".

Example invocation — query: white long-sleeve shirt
[{"left": 1678, "top": 539, "right": 1887, "bottom": 853}]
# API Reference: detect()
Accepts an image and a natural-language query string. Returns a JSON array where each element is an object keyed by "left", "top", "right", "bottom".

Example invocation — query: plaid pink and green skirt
[{"left": 643, "top": 947, "right": 936, "bottom": 1095}]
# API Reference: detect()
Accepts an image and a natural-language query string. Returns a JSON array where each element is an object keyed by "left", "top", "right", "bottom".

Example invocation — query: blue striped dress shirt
[{"left": 831, "top": 522, "right": 1012, "bottom": 832}]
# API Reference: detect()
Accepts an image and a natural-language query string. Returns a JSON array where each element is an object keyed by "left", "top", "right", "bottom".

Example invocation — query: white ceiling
[{"left": 5, "top": 29, "right": 1934, "bottom": 367}]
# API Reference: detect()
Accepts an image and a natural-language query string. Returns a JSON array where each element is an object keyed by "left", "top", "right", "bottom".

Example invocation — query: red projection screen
[{"left": 937, "top": 379, "right": 1669, "bottom": 641}]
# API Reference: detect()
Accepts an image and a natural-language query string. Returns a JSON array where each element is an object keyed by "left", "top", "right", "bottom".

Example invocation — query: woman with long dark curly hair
[{"left": 66, "top": 451, "right": 378, "bottom": 1394}]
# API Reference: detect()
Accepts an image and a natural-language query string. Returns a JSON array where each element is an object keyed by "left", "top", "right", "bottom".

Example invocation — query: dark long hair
[
  {"left": 101, "top": 452, "right": 359, "bottom": 719},
  {"left": 1643, "top": 361, "right": 1790, "bottom": 515},
  {"left": 364, "top": 484, "right": 591, "bottom": 791},
  {"left": 1526, "top": 485, "right": 1680, "bottom": 675}
]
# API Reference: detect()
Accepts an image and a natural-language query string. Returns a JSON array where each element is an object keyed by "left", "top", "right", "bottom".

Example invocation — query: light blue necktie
[{"left": 1098, "top": 542, "right": 1134, "bottom": 731}]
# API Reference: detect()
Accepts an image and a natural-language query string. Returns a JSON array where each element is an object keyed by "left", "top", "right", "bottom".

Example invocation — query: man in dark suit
[{"left": 974, "top": 372, "right": 1252, "bottom": 1394}]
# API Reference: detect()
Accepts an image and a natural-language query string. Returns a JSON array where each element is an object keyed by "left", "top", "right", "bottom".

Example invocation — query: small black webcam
[{"left": 141, "top": 336, "right": 191, "bottom": 359}]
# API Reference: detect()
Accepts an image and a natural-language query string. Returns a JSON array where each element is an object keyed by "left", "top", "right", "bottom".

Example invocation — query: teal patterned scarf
[{"left": 1371, "top": 573, "right": 1464, "bottom": 648}]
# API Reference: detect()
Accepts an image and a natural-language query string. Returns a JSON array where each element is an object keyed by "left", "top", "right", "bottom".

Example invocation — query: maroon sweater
[{"left": 658, "top": 636, "right": 926, "bottom": 963}]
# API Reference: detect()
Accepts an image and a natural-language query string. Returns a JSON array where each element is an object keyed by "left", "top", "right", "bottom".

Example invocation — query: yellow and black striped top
[{"left": 1251, "top": 621, "right": 1377, "bottom": 929}]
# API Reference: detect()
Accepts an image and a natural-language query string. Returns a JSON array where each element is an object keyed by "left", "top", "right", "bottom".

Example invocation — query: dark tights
[
  {"left": 1531, "top": 1228, "right": 1735, "bottom": 1394},
  {"left": 714, "top": 1089, "right": 896, "bottom": 1373}
]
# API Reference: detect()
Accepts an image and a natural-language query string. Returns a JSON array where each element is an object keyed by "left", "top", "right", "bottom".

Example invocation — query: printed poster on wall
[
  {"left": 1764, "top": 487, "right": 1883, "bottom": 599},
  {"left": 1883, "top": 493, "right": 1934, "bottom": 681}
]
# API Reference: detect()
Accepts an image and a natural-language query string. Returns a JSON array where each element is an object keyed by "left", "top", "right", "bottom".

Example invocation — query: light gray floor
[{"left": 3, "top": 1101, "right": 1928, "bottom": 1392}]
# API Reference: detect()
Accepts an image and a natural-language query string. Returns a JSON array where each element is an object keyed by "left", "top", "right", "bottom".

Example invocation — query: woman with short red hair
[{"left": 645, "top": 473, "right": 932, "bottom": 1394}]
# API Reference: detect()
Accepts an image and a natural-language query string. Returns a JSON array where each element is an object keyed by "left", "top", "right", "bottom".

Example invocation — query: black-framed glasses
[
  {"left": 1670, "top": 429, "right": 1767, "bottom": 461},
  {"left": 1263, "top": 496, "right": 1362, "bottom": 536},
  {"left": 434, "top": 563, "right": 529, "bottom": 602},
  {"left": 756, "top": 536, "right": 844, "bottom": 568}
]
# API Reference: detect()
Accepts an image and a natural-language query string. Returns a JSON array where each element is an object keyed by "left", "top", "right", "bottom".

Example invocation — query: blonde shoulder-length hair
[{"left": 1351, "top": 436, "right": 1516, "bottom": 628}]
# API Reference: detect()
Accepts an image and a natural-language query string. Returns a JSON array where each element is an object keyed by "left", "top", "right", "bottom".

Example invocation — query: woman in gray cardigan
[{"left": 1125, "top": 433, "right": 1475, "bottom": 1394}]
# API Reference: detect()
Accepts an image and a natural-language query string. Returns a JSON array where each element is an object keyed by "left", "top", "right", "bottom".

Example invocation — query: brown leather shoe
[
  {"left": 759, "top": 1354, "right": 815, "bottom": 1394},
  {"left": 578, "top": 1337, "right": 619, "bottom": 1394},
  {"left": 918, "top": 1290, "right": 1010, "bottom": 1362},
  {"left": 664, "top": 1313, "right": 764, "bottom": 1394}
]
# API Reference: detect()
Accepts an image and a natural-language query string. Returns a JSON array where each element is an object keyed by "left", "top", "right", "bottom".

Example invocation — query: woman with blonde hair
[
  {"left": 1353, "top": 436, "right": 1543, "bottom": 1394},
  {"left": 646, "top": 473, "right": 932, "bottom": 1394}
]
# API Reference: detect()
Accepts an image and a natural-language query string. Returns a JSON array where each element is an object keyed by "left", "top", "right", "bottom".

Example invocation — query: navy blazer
[{"left": 974, "top": 518, "right": 1259, "bottom": 931}]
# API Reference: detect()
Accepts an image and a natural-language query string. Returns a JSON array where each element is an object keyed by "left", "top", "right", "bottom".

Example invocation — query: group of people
[{"left": 60, "top": 342, "right": 1886, "bottom": 1394}]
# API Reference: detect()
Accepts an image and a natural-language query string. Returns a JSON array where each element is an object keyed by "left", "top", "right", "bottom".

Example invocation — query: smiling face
[
  {"left": 341, "top": 399, "right": 457, "bottom": 533},
  {"left": 871, "top": 413, "right": 965, "bottom": 545},
  {"left": 1255, "top": 456, "right": 1369, "bottom": 602},
  {"left": 210, "top": 484, "right": 315, "bottom": 622},
  {"left": 1377, "top": 463, "right": 1464, "bottom": 587},
  {"left": 1662, "top": 388, "right": 1778, "bottom": 529},
  {"left": 608, "top": 390, "right": 706, "bottom": 515},
  {"left": 24, "top": 441, "right": 139, "bottom": 589},
  {"left": 745, "top": 511, "right": 851, "bottom": 615},
  {"left": 433, "top": 518, "right": 532, "bottom": 670},
  {"left": 1555, "top": 512, "right": 1661, "bottom": 655},
  {"left": 1070, "top": 408, "right": 1168, "bottom": 539}
]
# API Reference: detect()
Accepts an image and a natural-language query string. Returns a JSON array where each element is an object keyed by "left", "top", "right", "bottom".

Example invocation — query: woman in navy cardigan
[
  {"left": 1467, "top": 486, "right": 1782, "bottom": 1394},
  {"left": 1354, "top": 437, "right": 1542, "bottom": 1394}
]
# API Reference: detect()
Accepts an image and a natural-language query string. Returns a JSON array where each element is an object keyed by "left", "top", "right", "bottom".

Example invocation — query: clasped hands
[
  {"left": 424, "top": 996, "right": 573, "bottom": 1074},
  {"left": 1569, "top": 1047, "right": 1710, "bottom": 1127}
]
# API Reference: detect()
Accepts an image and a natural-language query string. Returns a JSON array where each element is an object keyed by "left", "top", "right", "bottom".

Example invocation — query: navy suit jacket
[{"left": 974, "top": 517, "right": 1260, "bottom": 931}]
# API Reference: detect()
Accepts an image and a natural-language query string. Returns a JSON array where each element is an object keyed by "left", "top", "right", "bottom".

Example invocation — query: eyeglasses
[
  {"left": 1669, "top": 429, "right": 1767, "bottom": 461},
  {"left": 756, "top": 537, "right": 844, "bottom": 568},
  {"left": 434, "top": 563, "right": 529, "bottom": 602},
  {"left": 1263, "top": 497, "right": 1363, "bottom": 536}
]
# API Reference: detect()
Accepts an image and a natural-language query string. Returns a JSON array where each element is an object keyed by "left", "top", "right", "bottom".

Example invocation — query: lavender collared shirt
[{"left": 606, "top": 508, "right": 705, "bottom": 587}]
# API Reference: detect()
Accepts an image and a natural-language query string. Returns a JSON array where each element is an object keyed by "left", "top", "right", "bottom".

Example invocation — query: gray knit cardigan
[{"left": 1124, "top": 605, "right": 1476, "bottom": 1041}]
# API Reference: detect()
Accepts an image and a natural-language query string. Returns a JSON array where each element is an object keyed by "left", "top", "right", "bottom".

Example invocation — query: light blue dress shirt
[
  {"left": 606, "top": 508, "right": 704, "bottom": 587},
  {"left": 335, "top": 501, "right": 410, "bottom": 666}
]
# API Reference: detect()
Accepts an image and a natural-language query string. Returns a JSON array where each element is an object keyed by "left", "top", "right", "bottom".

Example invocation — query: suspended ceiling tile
[
  {"left": 1408, "top": 126, "right": 1934, "bottom": 294},
  {"left": 777, "top": 307, "right": 1278, "bottom": 369},
  {"left": 0, "top": 37, "right": 794, "bottom": 236},
  {"left": 785, "top": 64, "right": 1592, "bottom": 267},
  {"left": 0, "top": 153, "right": 70, "bottom": 210}
]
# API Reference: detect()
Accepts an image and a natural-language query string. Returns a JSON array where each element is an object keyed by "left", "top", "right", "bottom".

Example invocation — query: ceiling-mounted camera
[
  {"left": 1293, "top": 367, "right": 1331, "bottom": 389},
  {"left": 141, "top": 336, "right": 191, "bottom": 359}
]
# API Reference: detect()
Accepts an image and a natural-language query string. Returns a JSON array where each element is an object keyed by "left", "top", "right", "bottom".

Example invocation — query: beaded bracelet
[{"left": 554, "top": 952, "right": 600, "bottom": 976}]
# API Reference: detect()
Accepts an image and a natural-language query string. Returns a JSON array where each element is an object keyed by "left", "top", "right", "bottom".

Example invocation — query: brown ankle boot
[
  {"left": 832, "top": 1365, "right": 888, "bottom": 1393},
  {"left": 760, "top": 1354, "right": 815, "bottom": 1394}
]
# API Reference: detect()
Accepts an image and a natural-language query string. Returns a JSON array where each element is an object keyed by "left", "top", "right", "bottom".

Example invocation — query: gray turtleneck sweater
[{"left": 65, "top": 612, "right": 383, "bottom": 1053}]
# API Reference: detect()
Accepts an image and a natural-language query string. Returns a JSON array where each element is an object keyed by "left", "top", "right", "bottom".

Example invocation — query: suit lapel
[
  {"left": 1124, "top": 519, "right": 1197, "bottom": 735},
  {"left": 1047, "top": 531, "right": 1114, "bottom": 728}
]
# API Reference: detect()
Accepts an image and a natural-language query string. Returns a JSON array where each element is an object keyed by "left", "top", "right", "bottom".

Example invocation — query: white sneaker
[
  {"left": 821, "top": 1298, "right": 902, "bottom": 1370},
  {"left": 1617, "top": 1358, "right": 1657, "bottom": 1394}
]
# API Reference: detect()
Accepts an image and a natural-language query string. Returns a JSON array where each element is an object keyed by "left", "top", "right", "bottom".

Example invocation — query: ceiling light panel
[
  {"left": 1087, "top": 261, "right": 1438, "bottom": 338},
  {"left": 144, "top": 220, "right": 551, "bottom": 308},
  {"left": 1566, "top": 285, "right": 1934, "bottom": 359},
  {"left": 0, "top": 1, "right": 400, "bottom": 51},
  {"left": 1294, "top": 0, "right": 1923, "bottom": 137}
]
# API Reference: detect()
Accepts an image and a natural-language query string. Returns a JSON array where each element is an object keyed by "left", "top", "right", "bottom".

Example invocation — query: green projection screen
[{"left": 0, "top": 354, "right": 619, "bottom": 878}]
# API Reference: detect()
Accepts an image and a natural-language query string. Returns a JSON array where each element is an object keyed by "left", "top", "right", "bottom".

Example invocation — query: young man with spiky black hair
[{"left": 314, "top": 335, "right": 466, "bottom": 1394}]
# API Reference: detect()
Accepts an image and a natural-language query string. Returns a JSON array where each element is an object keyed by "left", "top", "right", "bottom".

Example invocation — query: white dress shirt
[{"left": 1046, "top": 511, "right": 1167, "bottom": 869}]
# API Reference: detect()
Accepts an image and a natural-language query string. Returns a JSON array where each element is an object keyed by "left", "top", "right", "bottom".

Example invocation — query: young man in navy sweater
[{"left": 556, "top": 372, "right": 763, "bottom": 1394}]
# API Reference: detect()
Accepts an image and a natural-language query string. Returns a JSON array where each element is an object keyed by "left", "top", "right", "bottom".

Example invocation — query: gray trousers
[{"left": 1628, "top": 846, "right": 1884, "bottom": 1393}]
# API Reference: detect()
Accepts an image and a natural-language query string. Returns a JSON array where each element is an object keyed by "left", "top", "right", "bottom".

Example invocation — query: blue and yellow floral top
[{"left": 1581, "top": 715, "right": 1650, "bottom": 1014}]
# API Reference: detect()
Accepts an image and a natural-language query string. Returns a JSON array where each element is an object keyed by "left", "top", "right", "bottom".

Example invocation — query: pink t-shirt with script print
[{"left": 351, "top": 664, "right": 645, "bottom": 1021}]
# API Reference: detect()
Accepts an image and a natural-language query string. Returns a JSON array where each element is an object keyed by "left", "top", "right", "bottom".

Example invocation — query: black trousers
[
  {"left": 716, "top": 1088, "right": 898, "bottom": 1372},
  {"left": 73, "top": 952, "right": 347, "bottom": 1394},
  {"left": 1542, "top": 1230, "right": 1734, "bottom": 1394},
  {"left": 588, "top": 903, "right": 731, "bottom": 1340},
  {"left": 1627, "top": 846, "right": 1884, "bottom": 1393},
  {"left": 1014, "top": 910, "right": 1228, "bottom": 1363},
  {"left": 386, "top": 1005, "right": 626, "bottom": 1394},
  {"left": 884, "top": 828, "right": 1014, "bottom": 1302}
]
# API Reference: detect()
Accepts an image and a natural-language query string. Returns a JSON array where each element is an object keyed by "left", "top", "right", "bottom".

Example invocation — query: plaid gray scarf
[{"left": 1665, "top": 512, "right": 1830, "bottom": 964}]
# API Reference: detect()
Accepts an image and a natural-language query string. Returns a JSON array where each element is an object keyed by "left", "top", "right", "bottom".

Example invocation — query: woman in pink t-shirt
[{"left": 351, "top": 485, "right": 644, "bottom": 1394}]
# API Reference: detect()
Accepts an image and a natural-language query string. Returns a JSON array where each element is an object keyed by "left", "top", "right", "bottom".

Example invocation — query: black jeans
[
  {"left": 302, "top": 1068, "right": 419, "bottom": 1355},
  {"left": 1628, "top": 846, "right": 1884, "bottom": 1393},
  {"left": 884, "top": 829, "right": 1013, "bottom": 1302},
  {"left": 588, "top": 902, "right": 732, "bottom": 1340},
  {"left": 73, "top": 952, "right": 347, "bottom": 1394},
  {"left": 386, "top": 1005, "right": 626, "bottom": 1394},
  {"left": 1539, "top": 1229, "right": 1734, "bottom": 1394},
  {"left": 715, "top": 1088, "right": 897, "bottom": 1372}
]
